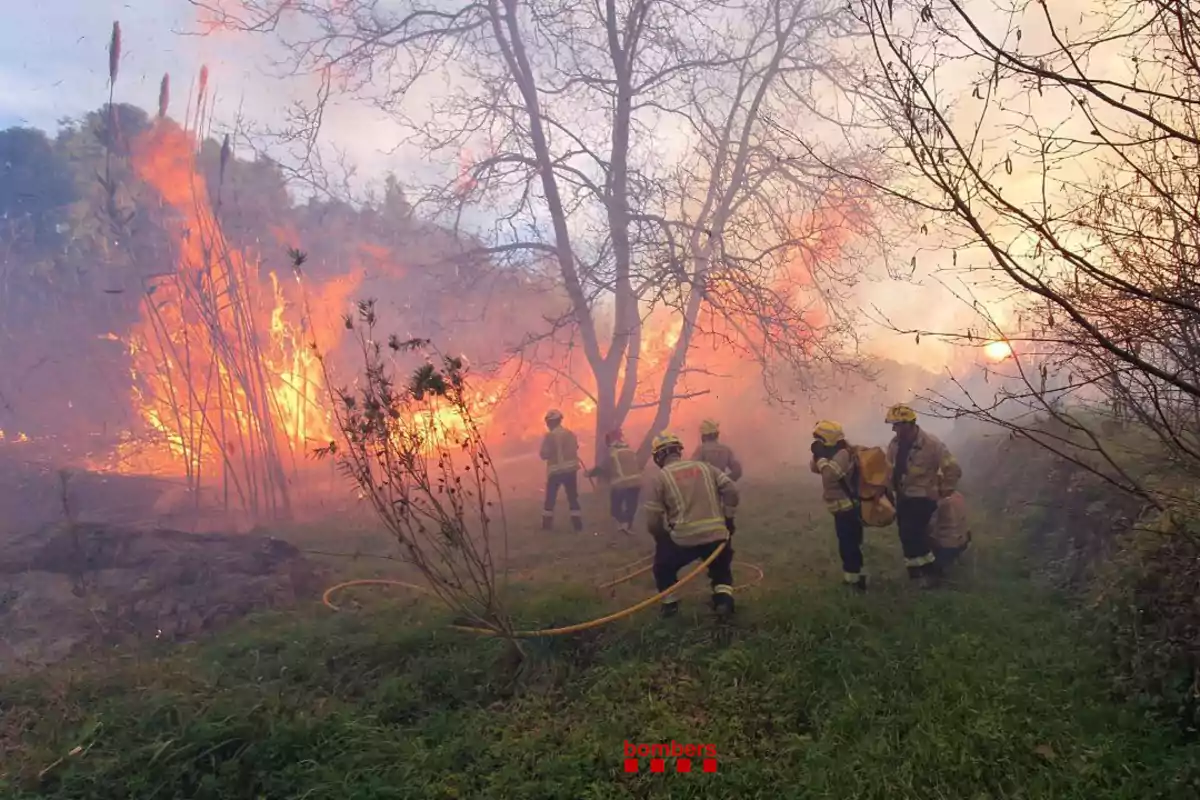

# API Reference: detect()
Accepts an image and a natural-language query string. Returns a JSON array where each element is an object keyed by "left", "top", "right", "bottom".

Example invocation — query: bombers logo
[{"left": 623, "top": 740, "right": 719, "bottom": 773}]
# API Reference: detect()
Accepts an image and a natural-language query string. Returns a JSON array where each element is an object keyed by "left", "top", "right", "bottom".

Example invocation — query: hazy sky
[
  {"left": 3, "top": 1, "right": 214, "bottom": 131},
  {"left": 0, "top": 0, "right": 968, "bottom": 371},
  {"left": 0, "top": 1, "right": 423, "bottom": 182}
]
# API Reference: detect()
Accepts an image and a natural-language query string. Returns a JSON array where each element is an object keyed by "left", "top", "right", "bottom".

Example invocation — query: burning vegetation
[
  {"left": 115, "top": 119, "right": 343, "bottom": 520},
  {"left": 0, "top": 95, "right": 869, "bottom": 527},
  {"left": 5, "top": 3, "right": 1200, "bottom": 796}
]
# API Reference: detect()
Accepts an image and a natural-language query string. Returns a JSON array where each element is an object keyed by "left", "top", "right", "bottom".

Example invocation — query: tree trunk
[
  {"left": 592, "top": 362, "right": 618, "bottom": 471},
  {"left": 636, "top": 273, "right": 707, "bottom": 463},
  {"left": 589, "top": 304, "right": 643, "bottom": 470}
]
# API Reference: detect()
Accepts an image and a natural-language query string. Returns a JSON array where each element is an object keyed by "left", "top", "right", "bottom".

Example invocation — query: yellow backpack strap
[{"left": 835, "top": 449, "right": 861, "bottom": 501}]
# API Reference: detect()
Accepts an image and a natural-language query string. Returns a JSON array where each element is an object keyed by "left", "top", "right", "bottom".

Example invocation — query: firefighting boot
[
  {"left": 907, "top": 555, "right": 935, "bottom": 581},
  {"left": 541, "top": 514, "right": 554, "bottom": 531},
  {"left": 920, "top": 561, "right": 944, "bottom": 590},
  {"left": 844, "top": 573, "right": 868, "bottom": 593},
  {"left": 711, "top": 592, "right": 735, "bottom": 618},
  {"left": 660, "top": 599, "right": 680, "bottom": 619},
  {"left": 570, "top": 514, "right": 584, "bottom": 533}
]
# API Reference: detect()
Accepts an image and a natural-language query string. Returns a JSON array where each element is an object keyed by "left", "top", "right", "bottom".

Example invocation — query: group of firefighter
[{"left": 538, "top": 402, "right": 967, "bottom": 619}]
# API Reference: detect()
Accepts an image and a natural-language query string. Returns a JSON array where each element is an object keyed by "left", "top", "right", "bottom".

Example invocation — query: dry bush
[{"left": 310, "top": 291, "right": 519, "bottom": 655}]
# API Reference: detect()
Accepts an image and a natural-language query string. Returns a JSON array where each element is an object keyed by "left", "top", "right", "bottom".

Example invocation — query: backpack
[
  {"left": 931, "top": 491, "right": 971, "bottom": 548},
  {"left": 834, "top": 445, "right": 896, "bottom": 528}
]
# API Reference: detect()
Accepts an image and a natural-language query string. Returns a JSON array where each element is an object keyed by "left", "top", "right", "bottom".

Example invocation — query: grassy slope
[{"left": 3, "top": 481, "right": 1198, "bottom": 799}]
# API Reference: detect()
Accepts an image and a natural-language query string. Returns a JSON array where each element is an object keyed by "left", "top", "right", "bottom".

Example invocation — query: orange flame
[
  {"left": 105, "top": 120, "right": 353, "bottom": 487},
  {"left": 85, "top": 109, "right": 862, "bottom": 490}
]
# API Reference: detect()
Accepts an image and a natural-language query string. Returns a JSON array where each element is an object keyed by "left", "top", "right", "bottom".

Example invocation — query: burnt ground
[
  {"left": 0, "top": 452, "right": 339, "bottom": 675},
  {"left": 0, "top": 458, "right": 180, "bottom": 532},
  {"left": 0, "top": 446, "right": 562, "bottom": 679},
  {"left": 0, "top": 522, "right": 331, "bottom": 675}
]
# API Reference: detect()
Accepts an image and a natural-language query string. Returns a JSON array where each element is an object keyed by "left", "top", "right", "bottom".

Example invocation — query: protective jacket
[
  {"left": 886, "top": 428, "right": 962, "bottom": 499},
  {"left": 606, "top": 442, "right": 641, "bottom": 489},
  {"left": 644, "top": 459, "right": 739, "bottom": 547},
  {"left": 810, "top": 446, "right": 857, "bottom": 514},
  {"left": 540, "top": 426, "right": 581, "bottom": 476},
  {"left": 691, "top": 441, "right": 743, "bottom": 481}
]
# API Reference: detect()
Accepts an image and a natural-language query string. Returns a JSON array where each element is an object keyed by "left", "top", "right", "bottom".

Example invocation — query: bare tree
[
  {"left": 192, "top": 0, "right": 887, "bottom": 464},
  {"left": 845, "top": 0, "right": 1200, "bottom": 512}
]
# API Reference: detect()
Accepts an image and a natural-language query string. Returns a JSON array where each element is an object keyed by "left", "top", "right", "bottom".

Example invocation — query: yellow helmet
[
  {"left": 884, "top": 403, "right": 918, "bottom": 424},
  {"left": 544, "top": 409, "right": 564, "bottom": 423},
  {"left": 651, "top": 430, "right": 684, "bottom": 458},
  {"left": 699, "top": 419, "right": 720, "bottom": 436},
  {"left": 813, "top": 420, "right": 845, "bottom": 447}
]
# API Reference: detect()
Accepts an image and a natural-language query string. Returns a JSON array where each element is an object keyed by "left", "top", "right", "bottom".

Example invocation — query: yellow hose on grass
[
  {"left": 322, "top": 541, "right": 764, "bottom": 638},
  {"left": 596, "top": 556, "right": 764, "bottom": 592}
]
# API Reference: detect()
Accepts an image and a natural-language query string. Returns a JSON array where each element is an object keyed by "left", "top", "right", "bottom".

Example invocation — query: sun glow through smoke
[{"left": 984, "top": 340, "right": 1014, "bottom": 361}]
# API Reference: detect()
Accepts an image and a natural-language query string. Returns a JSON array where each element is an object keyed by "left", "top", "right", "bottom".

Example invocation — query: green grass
[{"left": 3, "top": 481, "right": 1198, "bottom": 799}]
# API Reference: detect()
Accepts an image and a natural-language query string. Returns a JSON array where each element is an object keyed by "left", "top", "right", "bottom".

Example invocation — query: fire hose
[{"left": 321, "top": 542, "right": 765, "bottom": 638}]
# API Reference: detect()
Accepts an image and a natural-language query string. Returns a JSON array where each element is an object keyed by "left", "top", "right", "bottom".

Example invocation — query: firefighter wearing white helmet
[
  {"left": 539, "top": 409, "right": 583, "bottom": 532},
  {"left": 810, "top": 420, "right": 867, "bottom": 592},
  {"left": 643, "top": 431, "right": 740, "bottom": 619},
  {"left": 885, "top": 403, "right": 963, "bottom": 586}
]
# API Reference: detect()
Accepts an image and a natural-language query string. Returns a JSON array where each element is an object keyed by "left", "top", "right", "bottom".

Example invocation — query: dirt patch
[{"left": 0, "top": 523, "right": 331, "bottom": 675}]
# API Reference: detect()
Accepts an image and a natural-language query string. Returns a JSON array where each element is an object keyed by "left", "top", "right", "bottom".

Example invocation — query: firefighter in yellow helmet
[
  {"left": 539, "top": 409, "right": 583, "bottom": 532},
  {"left": 691, "top": 419, "right": 743, "bottom": 534},
  {"left": 644, "top": 431, "right": 740, "bottom": 618},
  {"left": 885, "top": 403, "right": 963, "bottom": 586},
  {"left": 810, "top": 420, "right": 867, "bottom": 592}
]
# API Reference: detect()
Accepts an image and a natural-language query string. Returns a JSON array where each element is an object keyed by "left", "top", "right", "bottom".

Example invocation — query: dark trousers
[
  {"left": 834, "top": 508, "right": 865, "bottom": 576},
  {"left": 609, "top": 485, "right": 640, "bottom": 526},
  {"left": 543, "top": 471, "right": 583, "bottom": 531},
  {"left": 652, "top": 535, "right": 733, "bottom": 601},
  {"left": 896, "top": 496, "right": 938, "bottom": 573},
  {"left": 934, "top": 537, "right": 971, "bottom": 566}
]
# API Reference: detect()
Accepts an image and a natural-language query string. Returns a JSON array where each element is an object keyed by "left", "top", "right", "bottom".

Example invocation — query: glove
[
  {"left": 810, "top": 440, "right": 824, "bottom": 459},
  {"left": 725, "top": 517, "right": 736, "bottom": 536}
]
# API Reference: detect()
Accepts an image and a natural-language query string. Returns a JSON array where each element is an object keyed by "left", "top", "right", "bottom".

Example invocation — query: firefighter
[
  {"left": 691, "top": 418, "right": 743, "bottom": 536},
  {"left": 644, "top": 431, "right": 740, "bottom": 619},
  {"left": 603, "top": 428, "right": 641, "bottom": 534},
  {"left": 539, "top": 409, "right": 583, "bottom": 532},
  {"left": 884, "top": 403, "right": 963, "bottom": 585},
  {"left": 809, "top": 420, "right": 867, "bottom": 592},
  {"left": 692, "top": 419, "right": 744, "bottom": 481}
]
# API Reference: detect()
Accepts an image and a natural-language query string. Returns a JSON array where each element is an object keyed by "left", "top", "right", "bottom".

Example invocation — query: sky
[
  {"left": 0, "top": 0, "right": 420, "bottom": 183},
  {"left": 3, "top": 1, "right": 225, "bottom": 131},
  {"left": 0, "top": 0, "right": 984, "bottom": 374}
]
